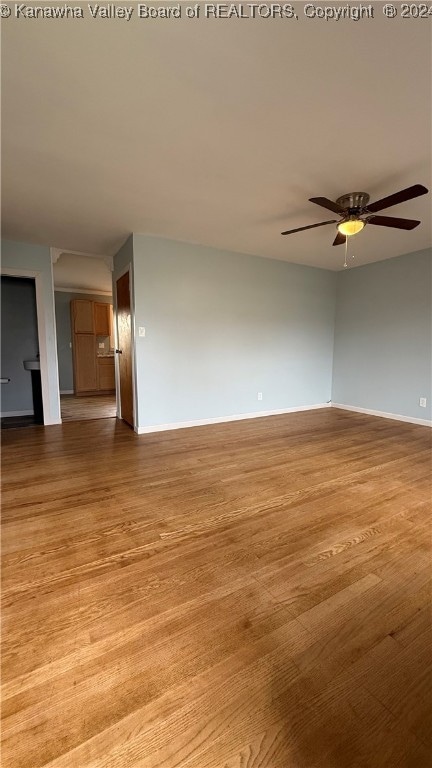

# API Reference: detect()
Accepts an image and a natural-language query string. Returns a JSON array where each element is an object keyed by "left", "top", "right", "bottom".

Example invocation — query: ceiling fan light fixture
[{"left": 337, "top": 218, "right": 365, "bottom": 237}]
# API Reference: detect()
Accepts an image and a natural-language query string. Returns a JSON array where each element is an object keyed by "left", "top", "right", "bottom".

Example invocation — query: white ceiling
[{"left": 2, "top": 9, "right": 431, "bottom": 270}]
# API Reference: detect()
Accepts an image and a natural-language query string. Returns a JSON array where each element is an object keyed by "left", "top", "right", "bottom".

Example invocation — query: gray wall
[
  {"left": 332, "top": 248, "right": 432, "bottom": 421},
  {"left": 55, "top": 291, "right": 112, "bottom": 392},
  {"left": 3, "top": 237, "right": 429, "bottom": 428},
  {"left": 1, "top": 277, "right": 38, "bottom": 415},
  {"left": 1, "top": 239, "right": 61, "bottom": 424},
  {"left": 131, "top": 235, "right": 337, "bottom": 429}
]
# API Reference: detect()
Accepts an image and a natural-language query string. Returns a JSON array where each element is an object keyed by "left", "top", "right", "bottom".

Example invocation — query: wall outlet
[
  {"left": 257, "top": 392, "right": 263, "bottom": 401},
  {"left": 139, "top": 327, "right": 146, "bottom": 337},
  {"left": 98, "top": 342, "right": 105, "bottom": 349},
  {"left": 419, "top": 397, "right": 427, "bottom": 408}
]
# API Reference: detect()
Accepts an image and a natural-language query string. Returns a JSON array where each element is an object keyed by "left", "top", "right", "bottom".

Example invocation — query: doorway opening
[
  {"left": 53, "top": 252, "right": 118, "bottom": 424},
  {"left": 1, "top": 276, "right": 42, "bottom": 430},
  {"left": 60, "top": 393, "right": 116, "bottom": 422}
]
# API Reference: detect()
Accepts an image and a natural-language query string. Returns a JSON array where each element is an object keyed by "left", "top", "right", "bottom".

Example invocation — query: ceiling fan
[{"left": 281, "top": 184, "right": 429, "bottom": 246}]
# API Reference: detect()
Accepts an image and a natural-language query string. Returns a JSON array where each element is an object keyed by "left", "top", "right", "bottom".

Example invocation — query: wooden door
[
  {"left": 116, "top": 271, "right": 134, "bottom": 427},
  {"left": 74, "top": 334, "right": 97, "bottom": 392},
  {"left": 109, "top": 304, "right": 114, "bottom": 350}
]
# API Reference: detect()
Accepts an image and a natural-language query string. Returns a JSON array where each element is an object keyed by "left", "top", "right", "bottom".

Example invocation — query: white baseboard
[
  {"left": 60, "top": 390, "right": 74, "bottom": 395},
  {"left": 331, "top": 402, "right": 432, "bottom": 428},
  {"left": 135, "top": 403, "right": 331, "bottom": 435}
]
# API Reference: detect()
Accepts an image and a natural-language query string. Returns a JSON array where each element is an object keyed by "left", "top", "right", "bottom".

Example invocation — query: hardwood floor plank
[
  {"left": 1, "top": 409, "right": 431, "bottom": 767},
  {"left": 60, "top": 394, "right": 117, "bottom": 422}
]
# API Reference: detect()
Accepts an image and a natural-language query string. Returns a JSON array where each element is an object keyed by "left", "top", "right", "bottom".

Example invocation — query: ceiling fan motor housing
[{"left": 336, "top": 192, "right": 370, "bottom": 214}]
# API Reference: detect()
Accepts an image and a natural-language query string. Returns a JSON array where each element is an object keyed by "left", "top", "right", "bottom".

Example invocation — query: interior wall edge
[{"left": 331, "top": 402, "right": 432, "bottom": 428}]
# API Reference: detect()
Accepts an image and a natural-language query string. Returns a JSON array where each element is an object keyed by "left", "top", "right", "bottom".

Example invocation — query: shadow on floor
[{"left": 1, "top": 415, "right": 39, "bottom": 429}]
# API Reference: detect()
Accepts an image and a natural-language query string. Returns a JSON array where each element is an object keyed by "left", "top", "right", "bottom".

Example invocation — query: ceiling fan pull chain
[{"left": 344, "top": 237, "right": 348, "bottom": 268}]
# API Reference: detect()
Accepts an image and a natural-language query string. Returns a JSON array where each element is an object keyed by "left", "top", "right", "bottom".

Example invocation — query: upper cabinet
[
  {"left": 71, "top": 299, "right": 112, "bottom": 336},
  {"left": 72, "top": 299, "right": 95, "bottom": 334},
  {"left": 94, "top": 302, "right": 111, "bottom": 336}
]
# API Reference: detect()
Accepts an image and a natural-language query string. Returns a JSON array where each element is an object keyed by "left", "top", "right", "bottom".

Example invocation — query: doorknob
[{"left": 115, "top": 349, "right": 123, "bottom": 354}]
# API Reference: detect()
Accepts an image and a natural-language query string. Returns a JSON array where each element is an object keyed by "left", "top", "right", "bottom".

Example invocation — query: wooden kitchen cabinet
[
  {"left": 94, "top": 302, "right": 112, "bottom": 336},
  {"left": 71, "top": 299, "right": 114, "bottom": 395},
  {"left": 72, "top": 300, "right": 95, "bottom": 334},
  {"left": 73, "top": 334, "right": 98, "bottom": 392},
  {"left": 97, "top": 357, "right": 115, "bottom": 391}
]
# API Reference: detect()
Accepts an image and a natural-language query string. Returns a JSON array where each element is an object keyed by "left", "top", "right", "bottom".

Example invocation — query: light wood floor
[
  {"left": 1, "top": 408, "right": 431, "bottom": 767},
  {"left": 61, "top": 394, "right": 117, "bottom": 422}
]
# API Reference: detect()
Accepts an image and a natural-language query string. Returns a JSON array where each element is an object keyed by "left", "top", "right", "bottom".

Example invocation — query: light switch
[{"left": 139, "top": 327, "right": 146, "bottom": 337}]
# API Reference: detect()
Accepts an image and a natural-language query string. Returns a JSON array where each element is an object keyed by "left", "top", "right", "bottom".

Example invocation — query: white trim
[
  {"left": 331, "top": 403, "right": 432, "bottom": 428},
  {"left": 50, "top": 247, "right": 110, "bottom": 262},
  {"left": 51, "top": 248, "right": 62, "bottom": 264},
  {"left": 103, "top": 256, "right": 114, "bottom": 272},
  {"left": 134, "top": 403, "right": 331, "bottom": 435},
  {"left": 60, "top": 390, "right": 74, "bottom": 395},
  {"left": 54, "top": 286, "right": 112, "bottom": 296},
  {"left": 1, "top": 410, "right": 34, "bottom": 417}
]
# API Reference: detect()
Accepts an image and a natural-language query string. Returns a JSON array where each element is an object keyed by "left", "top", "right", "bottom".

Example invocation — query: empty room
[{"left": 1, "top": 4, "right": 431, "bottom": 768}]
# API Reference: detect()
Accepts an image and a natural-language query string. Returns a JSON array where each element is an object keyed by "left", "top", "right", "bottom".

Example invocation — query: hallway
[{"left": 60, "top": 394, "right": 117, "bottom": 422}]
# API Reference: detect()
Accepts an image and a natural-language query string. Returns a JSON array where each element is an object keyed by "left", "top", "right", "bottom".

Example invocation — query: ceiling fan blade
[
  {"left": 367, "top": 184, "right": 428, "bottom": 213},
  {"left": 281, "top": 219, "right": 336, "bottom": 235},
  {"left": 332, "top": 232, "right": 346, "bottom": 246},
  {"left": 367, "top": 215, "right": 420, "bottom": 230},
  {"left": 309, "top": 197, "right": 346, "bottom": 215}
]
